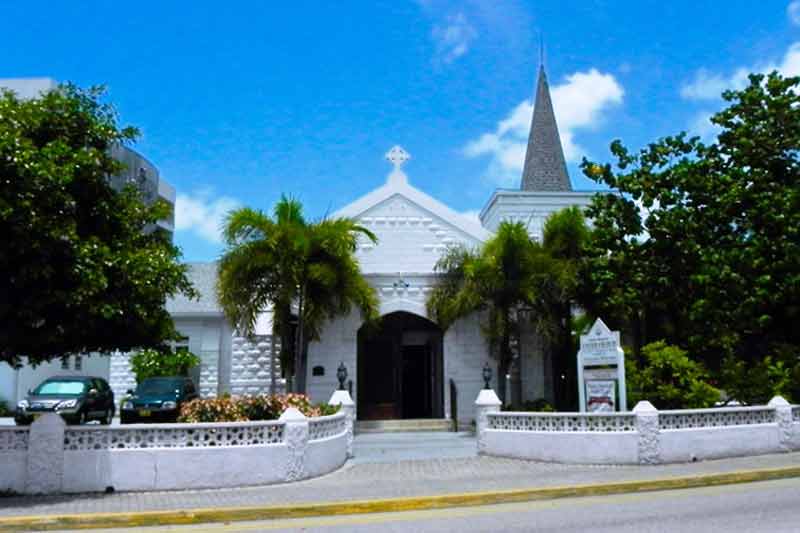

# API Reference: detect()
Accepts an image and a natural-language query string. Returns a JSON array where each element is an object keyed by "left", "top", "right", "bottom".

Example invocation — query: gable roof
[
  {"left": 166, "top": 262, "right": 222, "bottom": 316},
  {"left": 334, "top": 169, "right": 492, "bottom": 243}
]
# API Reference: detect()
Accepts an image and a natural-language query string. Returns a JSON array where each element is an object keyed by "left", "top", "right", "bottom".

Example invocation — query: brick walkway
[{"left": 1, "top": 432, "right": 799, "bottom": 518}]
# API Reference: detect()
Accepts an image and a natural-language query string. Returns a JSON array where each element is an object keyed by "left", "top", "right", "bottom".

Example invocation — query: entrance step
[{"left": 356, "top": 418, "right": 453, "bottom": 433}]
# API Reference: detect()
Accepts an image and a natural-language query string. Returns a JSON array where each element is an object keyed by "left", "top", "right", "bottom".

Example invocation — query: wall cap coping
[
  {"left": 475, "top": 389, "right": 502, "bottom": 407},
  {"left": 328, "top": 390, "right": 355, "bottom": 407},
  {"left": 279, "top": 407, "right": 307, "bottom": 421},
  {"left": 632, "top": 401, "right": 657, "bottom": 413},
  {"left": 768, "top": 396, "right": 790, "bottom": 407}
]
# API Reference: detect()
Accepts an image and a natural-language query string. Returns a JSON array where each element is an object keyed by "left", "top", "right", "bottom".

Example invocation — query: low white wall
[
  {"left": 484, "top": 430, "right": 638, "bottom": 464},
  {"left": 477, "top": 395, "right": 800, "bottom": 465},
  {"left": 306, "top": 432, "right": 348, "bottom": 478},
  {"left": 0, "top": 451, "right": 26, "bottom": 493},
  {"left": 62, "top": 445, "right": 291, "bottom": 493},
  {"left": 1, "top": 406, "right": 351, "bottom": 494},
  {"left": 659, "top": 425, "right": 781, "bottom": 463}
]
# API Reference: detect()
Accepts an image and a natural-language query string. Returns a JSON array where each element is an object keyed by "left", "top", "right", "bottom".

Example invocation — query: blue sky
[{"left": 2, "top": 1, "right": 799, "bottom": 260}]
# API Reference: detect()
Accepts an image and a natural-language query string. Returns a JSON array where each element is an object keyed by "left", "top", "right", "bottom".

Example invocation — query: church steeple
[{"left": 520, "top": 65, "right": 572, "bottom": 192}]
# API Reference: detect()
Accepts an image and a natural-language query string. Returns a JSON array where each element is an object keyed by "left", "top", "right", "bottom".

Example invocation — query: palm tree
[
  {"left": 427, "top": 221, "right": 538, "bottom": 404},
  {"left": 217, "top": 196, "right": 379, "bottom": 393},
  {"left": 529, "top": 207, "right": 591, "bottom": 410}
]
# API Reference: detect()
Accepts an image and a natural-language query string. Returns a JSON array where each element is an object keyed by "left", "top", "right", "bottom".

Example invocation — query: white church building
[
  {"left": 2, "top": 66, "right": 597, "bottom": 426},
  {"left": 153, "top": 65, "right": 595, "bottom": 425}
]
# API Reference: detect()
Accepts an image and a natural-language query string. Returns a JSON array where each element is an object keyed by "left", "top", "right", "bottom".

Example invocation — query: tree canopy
[
  {"left": 217, "top": 196, "right": 379, "bottom": 393},
  {"left": 0, "top": 84, "right": 197, "bottom": 367},
  {"left": 580, "top": 71, "right": 800, "bottom": 399}
]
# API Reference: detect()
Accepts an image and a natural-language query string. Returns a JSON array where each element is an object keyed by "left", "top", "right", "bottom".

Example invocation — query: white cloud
[
  {"left": 789, "top": 1, "right": 800, "bottom": 26},
  {"left": 0, "top": 78, "right": 56, "bottom": 99},
  {"left": 689, "top": 110, "right": 721, "bottom": 142},
  {"left": 463, "top": 68, "right": 624, "bottom": 185},
  {"left": 431, "top": 13, "right": 477, "bottom": 64},
  {"left": 681, "top": 42, "right": 800, "bottom": 101},
  {"left": 175, "top": 189, "right": 240, "bottom": 244}
]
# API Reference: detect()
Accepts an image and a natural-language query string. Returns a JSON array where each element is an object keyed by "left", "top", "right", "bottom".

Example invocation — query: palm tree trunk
[{"left": 293, "top": 284, "right": 306, "bottom": 394}]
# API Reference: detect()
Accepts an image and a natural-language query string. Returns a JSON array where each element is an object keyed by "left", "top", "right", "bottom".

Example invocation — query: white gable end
[
  {"left": 353, "top": 193, "right": 482, "bottom": 274},
  {"left": 334, "top": 152, "right": 491, "bottom": 275}
]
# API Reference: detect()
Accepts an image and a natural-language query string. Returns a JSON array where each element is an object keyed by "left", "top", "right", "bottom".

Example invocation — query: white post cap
[
  {"left": 632, "top": 400, "right": 658, "bottom": 413},
  {"left": 278, "top": 407, "right": 308, "bottom": 421},
  {"left": 328, "top": 389, "right": 355, "bottom": 406},
  {"left": 475, "top": 389, "right": 502, "bottom": 407}
]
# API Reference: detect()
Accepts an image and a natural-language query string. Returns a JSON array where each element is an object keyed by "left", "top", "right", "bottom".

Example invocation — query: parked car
[
  {"left": 120, "top": 376, "right": 198, "bottom": 424},
  {"left": 15, "top": 376, "right": 115, "bottom": 425}
]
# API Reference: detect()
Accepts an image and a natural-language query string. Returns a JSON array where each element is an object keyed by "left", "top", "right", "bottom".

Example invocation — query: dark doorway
[{"left": 357, "top": 312, "right": 443, "bottom": 420}]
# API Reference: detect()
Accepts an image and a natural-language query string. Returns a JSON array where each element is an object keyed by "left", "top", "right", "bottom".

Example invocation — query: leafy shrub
[
  {"left": 0, "top": 399, "right": 11, "bottom": 417},
  {"left": 130, "top": 348, "right": 200, "bottom": 383},
  {"left": 626, "top": 341, "right": 720, "bottom": 409},
  {"left": 502, "top": 399, "right": 555, "bottom": 412},
  {"left": 178, "top": 393, "right": 339, "bottom": 423},
  {"left": 719, "top": 345, "right": 799, "bottom": 404}
]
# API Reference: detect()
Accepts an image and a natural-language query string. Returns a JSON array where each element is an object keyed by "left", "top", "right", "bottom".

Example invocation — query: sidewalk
[{"left": 1, "top": 434, "right": 799, "bottom": 519}]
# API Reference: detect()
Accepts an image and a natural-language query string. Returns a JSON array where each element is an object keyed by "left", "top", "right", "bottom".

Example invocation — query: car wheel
[{"left": 102, "top": 408, "right": 113, "bottom": 425}]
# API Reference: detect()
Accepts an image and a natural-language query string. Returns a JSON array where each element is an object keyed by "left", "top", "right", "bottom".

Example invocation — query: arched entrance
[{"left": 357, "top": 311, "right": 444, "bottom": 420}]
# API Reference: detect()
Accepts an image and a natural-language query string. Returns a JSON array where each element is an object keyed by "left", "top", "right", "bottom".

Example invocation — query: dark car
[
  {"left": 15, "top": 376, "right": 115, "bottom": 425},
  {"left": 120, "top": 377, "right": 198, "bottom": 424}
]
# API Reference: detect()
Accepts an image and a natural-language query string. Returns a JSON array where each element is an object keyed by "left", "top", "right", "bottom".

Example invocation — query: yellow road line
[{"left": 2, "top": 465, "right": 800, "bottom": 532}]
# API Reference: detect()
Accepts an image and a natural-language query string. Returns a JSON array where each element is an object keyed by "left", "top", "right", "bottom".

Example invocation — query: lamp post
[
  {"left": 337, "top": 362, "right": 348, "bottom": 391},
  {"left": 482, "top": 362, "right": 492, "bottom": 390}
]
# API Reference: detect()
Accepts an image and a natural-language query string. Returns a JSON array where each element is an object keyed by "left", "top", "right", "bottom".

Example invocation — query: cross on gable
[{"left": 385, "top": 145, "right": 410, "bottom": 170}]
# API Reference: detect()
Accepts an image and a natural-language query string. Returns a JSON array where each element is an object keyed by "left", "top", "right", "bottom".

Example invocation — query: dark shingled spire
[{"left": 520, "top": 65, "right": 572, "bottom": 191}]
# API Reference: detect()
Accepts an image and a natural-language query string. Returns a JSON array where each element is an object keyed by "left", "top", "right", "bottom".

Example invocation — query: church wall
[
  {"left": 480, "top": 191, "right": 594, "bottom": 241},
  {"left": 519, "top": 322, "right": 548, "bottom": 404},
  {"left": 306, "top": 311, "right": 360, "bottom": 407},
  {"left": 443, "top": 313, "right": 493, "bottom": 427},
  {"left": 355, "top": 195, "right": 481, "bottom": 274}
]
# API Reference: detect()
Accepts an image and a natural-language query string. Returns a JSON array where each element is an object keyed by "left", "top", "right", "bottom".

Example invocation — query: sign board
[
  {"left": 585, "top": 380, "right": 616, "bottom": 412},
  {"left": 577, "top": 318, "right": 627, "bottom": 412}
]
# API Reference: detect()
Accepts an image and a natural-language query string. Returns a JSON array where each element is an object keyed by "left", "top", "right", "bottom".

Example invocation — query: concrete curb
[{"left": 2, "top": 465, "right": 800, "bottom": 531}]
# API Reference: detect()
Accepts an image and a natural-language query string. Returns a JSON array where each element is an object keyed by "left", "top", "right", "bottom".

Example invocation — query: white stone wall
[
  {"left": 480, "top": 191, "right": 594, "bottom": 241},
  {"left": 230, "top": 334, "right": 283, "bottom": 396},
  {"left": 109, "top": 351, "right": 136, "bottom": 406},
  {"left": 443, "top": 313, "right": 493, "bottom": 427},
  {"left": 519, "top": 323, "right": 548, "bottom": 404},
  {"left": 306, "top": 311, "right": 359, "bottom": 406},
  {"left": 355, "top": 195, "right": 482, "bottom": 274}
]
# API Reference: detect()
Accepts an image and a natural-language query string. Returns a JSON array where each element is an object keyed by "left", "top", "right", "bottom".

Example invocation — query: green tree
[
  {"left": 581, "top": 71, "right": 800, "bottom": 384},
  {"left": 130, "top": 347, "right": 201, "bottom": 383},
  {"left": 0, "top": 84, "right": 196, "bottom": 367},
  {"left": 217, "top": 197, "right": 379, "bottom": 393},
  {"left": 530, "top": 207, "right": 591, "bottom": 410},
  {"left": 626, "top": 341, "right": 720, "bottom": 409},
  {"left": 427, "top": 221, "right": 538, "bottom": 404}
]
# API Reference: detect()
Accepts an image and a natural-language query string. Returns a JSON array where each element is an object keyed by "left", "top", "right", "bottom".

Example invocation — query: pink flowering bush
[{"left": 178, "top": 393, "right": 339, "bottom": 423}]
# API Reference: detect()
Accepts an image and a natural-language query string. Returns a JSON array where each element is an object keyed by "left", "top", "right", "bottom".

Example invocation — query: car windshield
[
  {"left": 136, "top": 379, "right": 183, "bottom": 396},
  {"left": 34, "top": 380, "right": 87, "bottom": 396}
]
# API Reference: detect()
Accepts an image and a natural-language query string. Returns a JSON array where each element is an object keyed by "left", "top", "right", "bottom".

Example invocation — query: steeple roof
[{"left": 520, "top": 65, "right": 572, "bottom": 192}]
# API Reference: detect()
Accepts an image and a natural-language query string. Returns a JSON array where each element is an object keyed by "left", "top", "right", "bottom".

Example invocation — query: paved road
[{"left": 47, "top": 478, "right": 800, "bottom": 532}]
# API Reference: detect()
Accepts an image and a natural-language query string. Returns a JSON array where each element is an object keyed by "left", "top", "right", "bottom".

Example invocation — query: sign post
[{"left": 578, "top": 318, "right": 627, "bottom": 412}]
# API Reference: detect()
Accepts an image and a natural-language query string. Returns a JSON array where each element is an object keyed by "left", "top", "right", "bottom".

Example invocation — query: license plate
[{"left": 138, "top": 409, "right": 151, "bottom": 417}]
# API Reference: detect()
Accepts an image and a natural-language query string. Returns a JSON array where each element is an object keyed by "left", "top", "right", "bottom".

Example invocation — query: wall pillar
[
  {"left": 26, "top": 414, "right": 65, "bottom": 494},
  {"left": 633, "top": 401, "right": 660, "bottom": 465},
  {"left": 279, "top": 408, "right": 309, "bottom": 481},
  {"left": 329, "top": 390, "right": 356, "bottom": 458},
  {"left": 475, "top": 388, "right": 502, "bottom": 455},
  {"left": 769, "top": 396, "right": 793, "bottom": 452}
]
